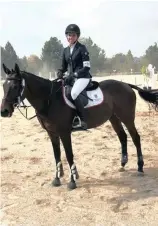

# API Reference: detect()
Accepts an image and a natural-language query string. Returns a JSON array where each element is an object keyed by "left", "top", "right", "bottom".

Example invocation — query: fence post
[
  {"left": 135, "top": 76, "right": 136, "bottom": 85},
  {"left": 49, "top": 72, "right": 52, "bottom": 80}
]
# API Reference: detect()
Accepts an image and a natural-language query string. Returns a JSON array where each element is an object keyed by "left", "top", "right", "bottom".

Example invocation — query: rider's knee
[{"left": 71, "top": 90, "right": 78, "bottom": 100}]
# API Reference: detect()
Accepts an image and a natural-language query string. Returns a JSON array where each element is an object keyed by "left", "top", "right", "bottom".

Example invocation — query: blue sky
[{"left": 0, "top": 0, "right": 158, "bottom": 58}]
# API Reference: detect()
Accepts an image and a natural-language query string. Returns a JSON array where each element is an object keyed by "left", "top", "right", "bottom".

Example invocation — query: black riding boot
[{"left": 73, "top": 96, "right": 87, "bottom": 130}]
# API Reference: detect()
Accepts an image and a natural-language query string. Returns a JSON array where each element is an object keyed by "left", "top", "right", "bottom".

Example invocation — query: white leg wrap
[
  {"left": 70, "top": 163, "right": 77, "bottom": 181},
  {"left": 56, "top": 161, "right": 62, "bottom": 178}
]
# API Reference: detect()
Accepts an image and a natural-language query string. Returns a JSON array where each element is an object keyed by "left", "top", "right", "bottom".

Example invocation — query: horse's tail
[{"left": 127, "top": 83, "right": 158, "bottom": 111}]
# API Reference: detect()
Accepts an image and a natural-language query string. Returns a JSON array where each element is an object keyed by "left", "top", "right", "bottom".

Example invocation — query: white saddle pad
[{"left": 63, "top": 86, "right": 104, "bottom": 109}]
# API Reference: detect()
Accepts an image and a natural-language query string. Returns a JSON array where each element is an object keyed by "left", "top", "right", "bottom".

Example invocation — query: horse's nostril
[{"left": 1, "top": 109, "right": 9, "bottom": 117}]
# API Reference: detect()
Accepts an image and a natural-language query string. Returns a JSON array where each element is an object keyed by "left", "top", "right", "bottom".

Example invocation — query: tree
[
  {"left": 131, "top": 57, "right": 140, "bottom": 72},
  {"left": 141, "top": 65, "right": 146, "bottom": 75},
  {"left": 111, "top": 53, "right": 127, "bottom": 72},
  {"left": 41, "top": 37, "right": 64, "bottom": 72},
  {"left": 19, "top": 56, "right": 28, "bottom": 70},
  {"left": 126, "top": 50, "right": 134, "bottom": 72},
  {"left": 104, "top": 58, "right": 112, "bottom": 73},
  {"left": 4, "top": 41, "right": 19, "bottom": 68},
  {"left": 1, "top": 46, "right": 7, "bottom": 79},
  {"left": 139, "top": 56, "right": 149, "bottom": 72},
  {"left": 79, "top": 37, "right": 106, "bottom": 74},
  {"left": 1, "top": 43, "right": 20, "bottom": 78},
  {"left": 27, "top": 54, "right": 42, "bottom": 74},
  {"left": 145, "top": 42, "right": 158, "bottom": 70}
]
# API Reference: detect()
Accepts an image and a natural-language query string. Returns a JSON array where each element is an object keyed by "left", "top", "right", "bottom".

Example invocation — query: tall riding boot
[{"left": 73, "top": 96, "right": 87, "bottom": 130}]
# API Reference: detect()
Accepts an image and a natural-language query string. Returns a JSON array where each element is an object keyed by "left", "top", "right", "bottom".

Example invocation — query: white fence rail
[{"left": 1, "top": 73, "right": 158, "bottom": 89}]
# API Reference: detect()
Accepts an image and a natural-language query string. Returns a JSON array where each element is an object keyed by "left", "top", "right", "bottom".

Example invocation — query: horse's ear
[
  {"left": 2, "top": 63, "right": 11, "bottom": 75},
  {"left": 14, "top": 63, "right": 20, "bottom": 75}
]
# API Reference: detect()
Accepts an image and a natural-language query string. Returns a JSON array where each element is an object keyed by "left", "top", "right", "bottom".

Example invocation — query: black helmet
[{"left": 65, "top": 24, "right": 80, "bottom": 37}]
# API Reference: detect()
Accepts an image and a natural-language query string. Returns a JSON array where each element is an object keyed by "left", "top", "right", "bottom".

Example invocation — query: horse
[{"left": 1, "top": 63, "right": 158, "bottom": 190}]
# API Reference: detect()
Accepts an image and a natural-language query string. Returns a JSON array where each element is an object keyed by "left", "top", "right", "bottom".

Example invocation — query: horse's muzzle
[
  {"left": 1, "top": 109, "right": 12, "bottom": 117},
  {"left": 0, "top": 99, "right": 14, "bottom": 117}
]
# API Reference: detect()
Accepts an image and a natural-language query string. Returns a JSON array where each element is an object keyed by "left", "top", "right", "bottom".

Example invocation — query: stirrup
[
  {"left": 72, "top": 116, "right": 82, "bottom": 128},
  {"left": 72, "top": 116, "right": 87, "bottom": 131}
]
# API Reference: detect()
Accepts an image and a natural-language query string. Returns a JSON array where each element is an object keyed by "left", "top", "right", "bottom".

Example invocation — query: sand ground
[{"left": 0, "top": 76, "right": 158, "bottom": 226}]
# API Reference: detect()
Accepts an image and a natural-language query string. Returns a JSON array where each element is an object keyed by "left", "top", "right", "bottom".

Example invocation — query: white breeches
[{"left": 71, "top": 78, "right": 90, "bottom": 100}]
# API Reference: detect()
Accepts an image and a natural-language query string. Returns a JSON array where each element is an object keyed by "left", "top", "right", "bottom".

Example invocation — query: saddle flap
[
  {"left": 65, "top": 85, "right": 72, "bottom": 101},
  {"left": 63, "top": 83, "right": 104, "bottom": 109},
  {"left": 65, "top": 85, "right": 88, "bottom": 107}
]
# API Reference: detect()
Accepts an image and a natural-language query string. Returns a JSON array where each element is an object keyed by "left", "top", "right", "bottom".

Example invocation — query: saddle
[{"left": 63, "top": 80, "right": 104, "bottom": 109}]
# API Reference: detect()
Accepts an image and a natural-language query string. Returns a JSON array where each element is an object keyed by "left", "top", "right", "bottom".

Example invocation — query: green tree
[
  {"left": 79, "top": 37, "right": 106, "bottom": 74},
  {"left": 19, "top": 56, "right": 28, "bottom": 70},
  {"left": 4, "top": 41, "right": 19, "bottom": 68},
  {"left": 111, "top": 53, "right": 127, "bottom": 72},
  {"left": 104, "top": 58, "right": 112, "bottom": 73},
  {"left": 145, "top": 42, "right": 158, "bottom": 69},
  {"left": 141, "top": 65, "right": 146, "bottom": 75},
  {"left": 139, "top": 56, "right": 149, "bottom": 71},
  {"left": 41, "top": 37, "right": 64, "bottom": 71},
  {"left": 1, "top": 46, "right": 8, "bottom": 79},
  {"left": 126, "top": 50, "right": 134, "bottom": 72}
]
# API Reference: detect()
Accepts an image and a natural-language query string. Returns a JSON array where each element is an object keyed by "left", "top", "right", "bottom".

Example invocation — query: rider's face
[{"left": 66, "top": 33, "right": 78, "bottom": 45}]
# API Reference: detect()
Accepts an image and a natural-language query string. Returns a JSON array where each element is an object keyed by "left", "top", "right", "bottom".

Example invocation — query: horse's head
[{"left": 1, "top": 63, "right": 25, "bottom": 117}]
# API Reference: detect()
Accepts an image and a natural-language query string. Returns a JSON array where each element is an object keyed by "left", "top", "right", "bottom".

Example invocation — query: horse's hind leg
[
  {"left": 109, "top": 114, "right": 128, "bottom": 170},
  {"left": 125, "top": 121, "right": 144, "bottom": 174}
]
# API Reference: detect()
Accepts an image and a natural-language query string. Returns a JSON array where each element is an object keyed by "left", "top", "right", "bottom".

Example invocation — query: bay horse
[{"left": 1, "top": 63, "right": 158, "bottom": 190}]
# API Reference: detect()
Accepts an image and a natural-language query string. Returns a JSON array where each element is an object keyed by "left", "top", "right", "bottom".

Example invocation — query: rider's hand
[
  {"left": 73, "top": 72, "right": 78, "bottom": 78},
  {"left": 57, "top": 70, "right": 63, "bottom": 79},
  {"left": 65, "top": 75, "right": 73, "bottom": 84}
]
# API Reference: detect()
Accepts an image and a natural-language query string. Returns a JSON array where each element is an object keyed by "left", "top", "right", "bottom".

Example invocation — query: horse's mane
[{"left": 21, "top": 71, "right": 52, "bottom": 87}]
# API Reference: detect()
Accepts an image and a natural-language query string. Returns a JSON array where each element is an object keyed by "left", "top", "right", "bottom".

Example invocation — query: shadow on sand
[{"left": 78, "top": 166, "right": 158, "bottom": 204}]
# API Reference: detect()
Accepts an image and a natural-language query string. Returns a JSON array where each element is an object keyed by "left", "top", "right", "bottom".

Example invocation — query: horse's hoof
[
  {"left": 119, "top": 167, "right": 125, "bottom": 172},
  {"left": 137, "top": 171, "right": 144, "bottom": 177},
  {"left": 52, "top": 178, "right": 61, "bottom": 187},
  {"left": 67, "top": 181, "right": 77, "bottom": 190}
]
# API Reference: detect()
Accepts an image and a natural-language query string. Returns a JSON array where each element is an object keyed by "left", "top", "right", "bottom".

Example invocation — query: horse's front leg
[
  {"left": 60, "top": 132, "right": 79, "bottom": 190},
  {"left": 48, "top": 132, "right": 64, "bottom": 186}
]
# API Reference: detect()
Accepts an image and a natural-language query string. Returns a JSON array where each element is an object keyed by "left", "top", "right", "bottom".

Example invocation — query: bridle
[
  {"left": 4, "top": 75, "right": 59, "bottom": 120},
  {"left": 3, "top": 77, "right": 37, "bottom": 120}
]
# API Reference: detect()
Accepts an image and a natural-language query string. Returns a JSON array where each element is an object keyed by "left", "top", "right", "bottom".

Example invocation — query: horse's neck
[
  {"left": 25, "top": 74, "right": 51, "bottom": 97},
  {"left": 23, "top": 74, "right": 52, "bottom": 111}
]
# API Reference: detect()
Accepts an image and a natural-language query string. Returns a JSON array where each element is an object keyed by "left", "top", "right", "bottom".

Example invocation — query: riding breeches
[{"left": 71, "top": 78, "right": 90, "bottom": 100}]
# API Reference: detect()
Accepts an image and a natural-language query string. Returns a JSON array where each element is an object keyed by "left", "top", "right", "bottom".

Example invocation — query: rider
[{"left": 57, "top": 24, "right": 92, "bottom": 130}]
